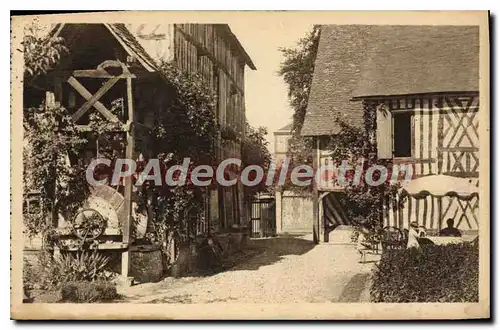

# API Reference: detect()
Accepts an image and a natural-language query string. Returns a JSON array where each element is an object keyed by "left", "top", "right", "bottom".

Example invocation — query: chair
[
  {"left": 402, "top": 229, "right": 409, "bottom": 247},
  {"left": 357, "top": 230, "right": 381, "bottom": 263},
  {"left": 381, "top": 226, "right": 404, "bottom": 252}
]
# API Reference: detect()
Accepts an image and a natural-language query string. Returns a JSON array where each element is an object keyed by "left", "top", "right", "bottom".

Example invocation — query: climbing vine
[
  {"left": 278, "top": 26, "right": 404, "bottom": 228},
  {"left": 22, "top": 25, "right": 90, "bottom": 239},
  {"left": 138, "top": 60, "right": 220, "bottom": 244},
  {"left": 325, "top": 103, "right": 404, "bottom": 230},
  {"left": 241, "top": 122, "right": 272, "bottom": 196},
  {"left": 21, "top": 25, "right": 245, "bottom": 249}
]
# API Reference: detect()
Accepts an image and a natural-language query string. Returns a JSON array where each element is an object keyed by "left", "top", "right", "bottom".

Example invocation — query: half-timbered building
[
  {"left": 23, "top": 23, "right": 255, "bottom": 278},
  {"left": 301, "top": 25, "right": 480, "bottom": 243}
]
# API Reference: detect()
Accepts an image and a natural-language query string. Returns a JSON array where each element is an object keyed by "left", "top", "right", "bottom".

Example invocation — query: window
[{"left": 393, "top": 113, "right": 412, "bottom": 158}]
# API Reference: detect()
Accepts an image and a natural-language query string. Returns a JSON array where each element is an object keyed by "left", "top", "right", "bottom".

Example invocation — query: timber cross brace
[
  {"left": 58, "top": 59, "right": 137, "bottom": 278},
  {"left": 437, "top": 96, "right": 479, "bottom": 175},
  {"left": 66, "top": 60, "right": 136, "bottom": 128}
]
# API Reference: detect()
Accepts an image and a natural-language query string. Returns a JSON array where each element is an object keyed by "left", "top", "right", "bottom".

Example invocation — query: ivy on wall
[
  {"left": 325, "top": 103, "right": 404, "bottom": 229},
  {"left": 278, "top": 26, "right": 403, "bottom": 228},
  {"left": 139, "top": 61, "right": 220, "bottom": 244},
  {"left": 22, "top": 25, "right": 271, "bottom": 248},
  {"left": 22, "top": 24, "right": 89, "bottom": 240}
]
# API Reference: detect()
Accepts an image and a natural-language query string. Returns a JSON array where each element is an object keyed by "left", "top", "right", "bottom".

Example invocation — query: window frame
[{"left": 391, "top": 110, "right": 415, "bottom": 160}]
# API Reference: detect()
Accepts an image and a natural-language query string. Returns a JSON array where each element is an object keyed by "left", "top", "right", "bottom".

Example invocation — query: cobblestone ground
[{"left": 120, "top": 235, "right": 379, "bottom": 304}]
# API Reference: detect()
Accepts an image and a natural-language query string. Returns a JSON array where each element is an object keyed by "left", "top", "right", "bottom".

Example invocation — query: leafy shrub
[
  {"left": 24, "top": 251, "right": 61, "bottom": 290},
  {"left": 370, "top": 243, "right": 478, "bottom": 302},
  {"left": 60, "top": 281, "right": 118, "bottom": 303},
  {"left": 23, "top": 258, "right": 35, "bottom": 301},
  {"left": 52, "top": 251, "right": 110, "bottom": 283},
  {"left": 26, "top": 250, "right": 111, "bottom": 290}
]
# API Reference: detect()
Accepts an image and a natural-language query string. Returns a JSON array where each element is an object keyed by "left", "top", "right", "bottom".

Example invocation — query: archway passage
[{"left": 320, "top": 191, "right": 350, "bottom": 242}]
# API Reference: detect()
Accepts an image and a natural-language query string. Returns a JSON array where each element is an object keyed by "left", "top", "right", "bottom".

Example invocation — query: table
[{"left": 418, "top": 236, "right": 477, "bottom": 246}]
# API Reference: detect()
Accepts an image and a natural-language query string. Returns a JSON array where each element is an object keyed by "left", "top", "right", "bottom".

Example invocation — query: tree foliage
[
  {"left": 22, "top": 23, "right": 68, "bottom": 79},
  {"left": 325, "top": 103, "right": 403, "bottom": 229},
  {"left": 242, "top": 122, "right": 271, "bottom": 196},
  {"left": 278, "top": 26, "right": 403, "bottom": 228},
  {"left": 278, "top": 25, "right": 321, "bottom": 134},
  {"left": 278, "top": 25, "right": 321, "bottom": 193}
]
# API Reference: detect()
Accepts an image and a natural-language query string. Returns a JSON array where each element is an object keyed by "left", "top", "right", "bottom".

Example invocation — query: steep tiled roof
[
  {"left": 105, "top": 24, "right": 159, "bottom": 72},
  {"left": 275, "top": 123, "right": 293, "bottom": 133},
  {"left": 353, "top": 26, "right": 479, "bottom": 98},
  {"left": 302, "top": 25, "right": 373, "bottom": 136},
  {"left": 219, "top": 25, "right": 257, "bottom": 70},
  {"left": 302, "top": 25, "right": 479, "bottom": 137},
  {"left": 50, "top": 23, "right": 159, "bottom": 72}
]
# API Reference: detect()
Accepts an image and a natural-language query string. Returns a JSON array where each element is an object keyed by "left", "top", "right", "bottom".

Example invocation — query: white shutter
[{"left": 376, "top": 105, "right": 393, "bottom": 159}]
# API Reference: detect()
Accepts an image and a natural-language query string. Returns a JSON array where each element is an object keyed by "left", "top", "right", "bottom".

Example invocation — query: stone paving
[{"left": 120, "top": 234, "right": 379, "bottom": 304}]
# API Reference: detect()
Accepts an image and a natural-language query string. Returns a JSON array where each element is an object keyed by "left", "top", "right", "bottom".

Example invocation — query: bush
[
  {"left": 25, "top": 250, "right": 112, "bottom": 290},
  {"left": 52, "top": 250, "right": 110, "bottom": 283},
  {"left": 370, "top": 243, "right": 478, "bottom": 302},
  {"left": 24, "top": 251, "right": 61, "bottom": 290},
  {"left": 60, "top": 281, "right": 118, "bottom": 303}
]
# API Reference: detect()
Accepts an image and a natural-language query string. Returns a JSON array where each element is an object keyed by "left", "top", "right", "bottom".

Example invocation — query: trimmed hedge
[
  {"left": 370, "top": 243, "right": 478, "bottom": 302},
  {"left": 60, "top": 281, "right": 118, "bottom": 303}
]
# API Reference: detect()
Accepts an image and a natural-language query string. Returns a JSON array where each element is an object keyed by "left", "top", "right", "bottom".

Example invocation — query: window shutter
[{"left": 376, "top": 105, "right": 393, "bottom": 159}]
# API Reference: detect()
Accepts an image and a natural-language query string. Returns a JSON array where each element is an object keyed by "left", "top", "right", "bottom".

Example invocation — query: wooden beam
[
  {"left": 437, "top": 197, "right": 443, "bottom": 232},
  {"left": 121, "top": 76, "right": 135, "bottom": 278},
  {"left": 76, "top": 124, "right": 127, "bottom": 132},
  {"left": 72, "top": 69, "right": 136, "bottom": 79},
  {"left": 439, "top": 171, "right": 479, "bottom": 178},
  {"left": 312, "top": 137, "right": 320, "bottom": 244},
  {"left": 54, "top": 77, "right": 62, "bottom": 105},
  {"left": 175, "top": 26, "right": 244, "bottom": 95},
  {"left": 321, "top": 140, "right": 329, "bottom": 242},
  {"left": 67, "top": 76, "right": 121, "bottom": 123},
  {"left": 317, "top": 186, "right": 345, "bottom": 192},
  {"left": 437, "top": 147, "right": 479, "bottom": 152},
  {"left": 55, "top": 243, "right": 128, "bottom": 251}
]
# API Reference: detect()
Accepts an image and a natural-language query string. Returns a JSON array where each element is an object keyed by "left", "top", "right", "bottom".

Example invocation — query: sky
[{"left": 229, "top": 21, "right": 313, "bottom": 154}]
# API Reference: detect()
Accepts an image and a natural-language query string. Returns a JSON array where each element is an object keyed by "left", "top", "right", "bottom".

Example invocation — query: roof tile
[{"left": 302, "top": 25, "right": 479, "bottom": 137}]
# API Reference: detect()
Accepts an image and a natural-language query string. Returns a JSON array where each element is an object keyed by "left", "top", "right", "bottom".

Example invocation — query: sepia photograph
[{"left": 10, "top": 10, "right": 490, "bottom": 320}]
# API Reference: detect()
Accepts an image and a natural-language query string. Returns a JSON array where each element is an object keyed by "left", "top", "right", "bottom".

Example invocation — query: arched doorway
[{"left": 319, "top": 191, "right": 349, "bottom": 241}]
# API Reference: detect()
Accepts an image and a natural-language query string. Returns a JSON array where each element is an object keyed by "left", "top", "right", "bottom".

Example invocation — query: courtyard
[{"left": 120, "top": 235, "right": 377, "bottom": 304}]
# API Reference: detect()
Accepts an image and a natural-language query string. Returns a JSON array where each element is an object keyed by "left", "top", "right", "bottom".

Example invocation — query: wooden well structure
[{"left": 31, "top": 24, "right": 173, "bottom": 277}]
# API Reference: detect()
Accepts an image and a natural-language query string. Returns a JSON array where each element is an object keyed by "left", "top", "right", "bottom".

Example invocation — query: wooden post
[
  {"left": 437, "top": 196, "right": 443, "bottom": 232},
  {"left": 312, "top": 137, "right": 320, "bottom": 244},
  {"left": 54, "top": 77, "right": 62, "bottom": 106},
  {"left": 382, "top": 195, "right": 388, "bottom": 228},
  {"left": 259, "top": 198, "right": 265, "bottom": 238},
  {"left": 322, "top": 195, "right": 329, "bottom": 243},
  {"left": 275, "top": 190, "right": 282, "bottom": 235},
  {"left": 45, "top": 91, "right": 59, "bottom": 228},
  {"left": 122, "top": 77, "right": 135, "bottom": 278}
]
